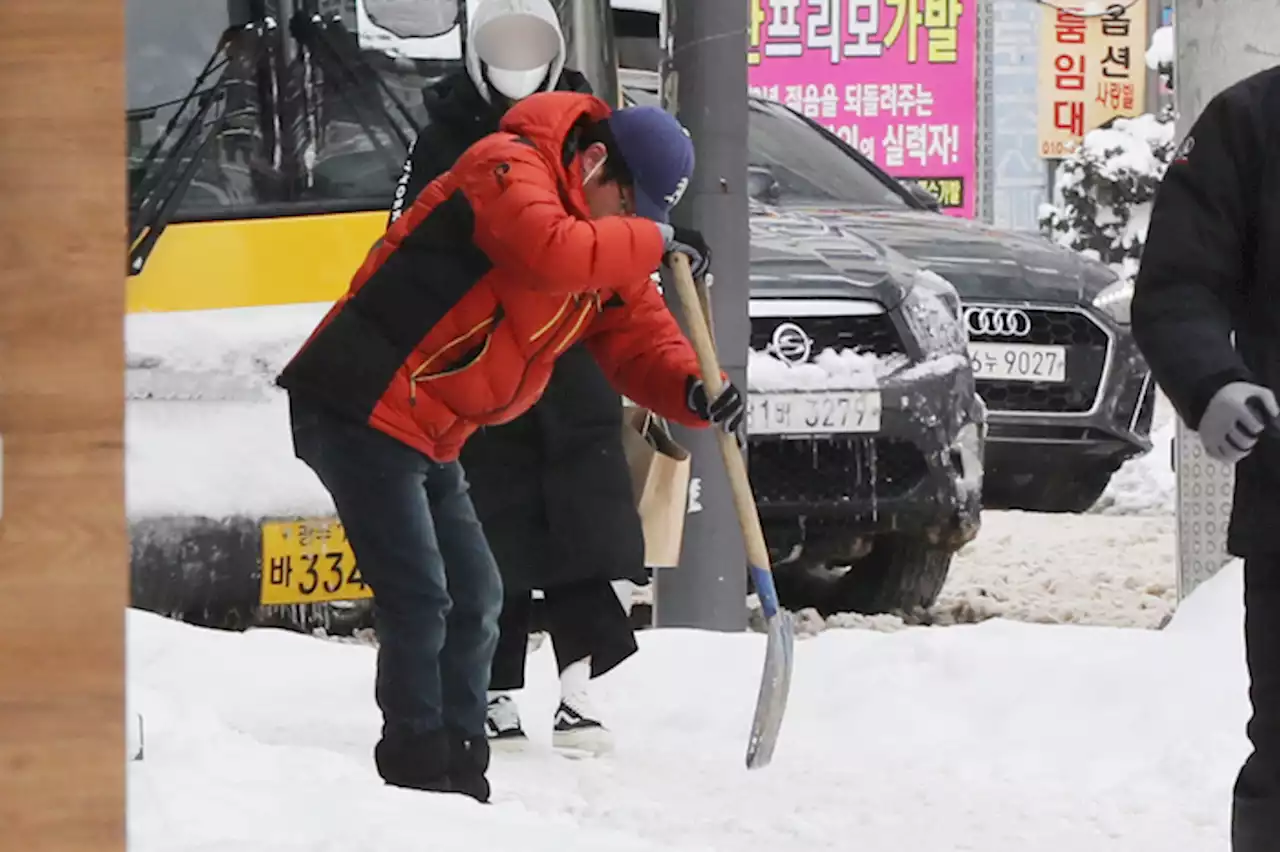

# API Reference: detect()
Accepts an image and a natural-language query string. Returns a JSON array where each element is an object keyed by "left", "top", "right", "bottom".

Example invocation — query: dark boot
[
  {"left": 373, "top": 727, "right": 452, "bottom": 794},
  {"left": 447, "top": 729, "right": 492, "bottom": 803}
]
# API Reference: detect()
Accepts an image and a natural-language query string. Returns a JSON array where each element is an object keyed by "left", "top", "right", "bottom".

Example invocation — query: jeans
[
  {"left": 1234, "top": 552, "right": 1280, "bottom": 851},
  {"left": 289, "top": 397, "right": 502, "bottom": 740}
]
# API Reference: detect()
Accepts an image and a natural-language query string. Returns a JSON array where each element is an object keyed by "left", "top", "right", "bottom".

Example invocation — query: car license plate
[
  {"left": 968, "top": 343, "right": 1067, "bottom": 383},
  {"left": 748, "top": 391, "right": 882, "bottom": 436},
  {"left": 260, "top": 518, "right": 371, "bottom": 606}
]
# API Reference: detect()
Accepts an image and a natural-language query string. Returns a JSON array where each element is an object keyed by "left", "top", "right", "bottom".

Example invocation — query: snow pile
[
  {"left": 127, "top": 303, "right": 329, "bottom": 401},
  {"left": 125, "top": 304, "right": 336, "bottom": 518},
  {"left": 1039, "top": 112, "right": 1177, "bottom": 281},
  {"left": 126, "top": 397, "right": 334, "bottom": 519},
  {"left": 1146, "top": 24, "right": 1173, "bottom": 72},
  {"left": 935, "top": 510, "right": 1177, "bottom": 628},
  {"left": 796, "top": 509, "right": 1178, "bottom": 631},
  {"left": 747, "top": 348, "right": 908, "bottom": 391},
  {"left": 1093, "top": 419, "right": 1176, "bottom": 516},
  {"left": 1094, "top": 391, "right": 1178, "bottom": 516},
  {"left": 128, "top": 559, "right": 1250, "bottom": 851}
]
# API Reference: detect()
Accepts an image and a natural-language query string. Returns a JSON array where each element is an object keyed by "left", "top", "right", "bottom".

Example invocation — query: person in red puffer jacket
[{"left": 277, "top": 89, "right": 745, "bottom": 802}]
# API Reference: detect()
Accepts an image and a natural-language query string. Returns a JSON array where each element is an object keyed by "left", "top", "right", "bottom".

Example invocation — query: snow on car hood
[{"left": 770, "top": 203, "right": 1117, "bottom": 304}]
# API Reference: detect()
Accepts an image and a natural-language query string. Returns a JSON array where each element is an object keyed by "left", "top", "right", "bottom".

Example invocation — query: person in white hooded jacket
[{"left": 387, "top": 0, "right": 649, "bottom": 760}]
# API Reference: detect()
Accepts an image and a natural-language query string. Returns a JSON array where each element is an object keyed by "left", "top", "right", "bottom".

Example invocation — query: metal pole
[
  {"left": 1171, "top": 0, "right": 1280, "bottom": 600},
  {"left": 652, "top": 0, "right": 750, "bottom": 631}
]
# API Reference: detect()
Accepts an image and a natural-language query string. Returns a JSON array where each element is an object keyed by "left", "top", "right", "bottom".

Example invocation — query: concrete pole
[
  {"left": 651, "top": 0, "right": 750, "bottom": 631},
  {"left": 1171, "top": 0, "right": 1280, "bottom": 600}
]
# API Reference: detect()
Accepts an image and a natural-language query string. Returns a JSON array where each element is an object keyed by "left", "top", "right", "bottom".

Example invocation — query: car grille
[
  {"left": 967, "top": 305, "right": 1109, "bottom": 414},
  {"left": 750, "top": 314, "right": 904, "bottom": 358},
  {"left": 748, "top": 437, "right": 928, "bottom": 505}
]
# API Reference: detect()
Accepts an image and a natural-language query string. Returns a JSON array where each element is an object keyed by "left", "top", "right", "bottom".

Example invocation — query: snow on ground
[
  {"left": 128, "top": 560, "right": 1251, "bottom": 852},
  {"left": 937, "top": 511, "right": 1176, "bottom": 628},
  {"left": 917, "top": 393, "right": 1179, "bottom": 630}
]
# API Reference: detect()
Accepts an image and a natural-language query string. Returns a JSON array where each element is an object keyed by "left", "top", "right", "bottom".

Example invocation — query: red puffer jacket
[{"left": 278, "top": 91, "right": 707, "bottom": 462}]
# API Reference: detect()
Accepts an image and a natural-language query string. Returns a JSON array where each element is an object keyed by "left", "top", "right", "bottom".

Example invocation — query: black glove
[
  {"left": 657, "top": 224, "right": 712, "bottom": 279},
  {"left": 686, "top": 376, "right": 746, "bottom": 449}
]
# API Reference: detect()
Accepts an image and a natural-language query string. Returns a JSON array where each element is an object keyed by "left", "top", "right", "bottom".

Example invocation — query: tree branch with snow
[{"left": 1038, "top": 112, "right": 1176, "bottom": 282}]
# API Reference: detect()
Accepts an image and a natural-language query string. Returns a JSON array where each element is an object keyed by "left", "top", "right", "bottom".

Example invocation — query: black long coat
[
  {"left": 1132, "top": 66, "right": 1280, "bottom": 558},
  {"left": 389, "top": 69, "right": 647, "bottom": 595}
]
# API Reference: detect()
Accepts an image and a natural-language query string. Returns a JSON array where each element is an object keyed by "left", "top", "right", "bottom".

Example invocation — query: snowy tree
[{"left": 1037, "top": 113, "right": 1177, "bottom": 279}]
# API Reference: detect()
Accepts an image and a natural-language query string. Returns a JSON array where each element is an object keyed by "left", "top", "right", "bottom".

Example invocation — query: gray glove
[{"left": 1197, "top": 382, "right": 1279, "bottom": 464}]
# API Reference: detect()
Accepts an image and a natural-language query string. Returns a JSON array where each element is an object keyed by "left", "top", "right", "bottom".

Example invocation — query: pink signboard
[{"left": 748, "top": 0, "right": 979, "bottom": 218}]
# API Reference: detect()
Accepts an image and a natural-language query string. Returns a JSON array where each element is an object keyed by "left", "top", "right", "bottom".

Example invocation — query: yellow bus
[
  {"left": 126, "top": 0, "right": 477, "bottom": 314},
  {"left": 127, "top": 0, "right": 620, "bottom": 316}
]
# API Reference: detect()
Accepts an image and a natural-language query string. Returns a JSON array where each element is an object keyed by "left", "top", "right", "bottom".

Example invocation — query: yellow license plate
[{"left": 260, "top": 517, "right": 373, "bottom": 606}]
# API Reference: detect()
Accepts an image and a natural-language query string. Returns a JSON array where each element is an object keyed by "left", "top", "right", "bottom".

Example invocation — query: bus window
[{"left": 126, "top": 0, "right": 462, "bottom": 228}]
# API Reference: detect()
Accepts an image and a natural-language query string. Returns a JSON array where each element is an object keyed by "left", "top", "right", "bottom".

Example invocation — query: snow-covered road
[
  {"left": 928, "top": 394, "right": 1179, "bottom": 630},
  {"left": 127, "top": 558, "right": 1248, "bottom": 852}
]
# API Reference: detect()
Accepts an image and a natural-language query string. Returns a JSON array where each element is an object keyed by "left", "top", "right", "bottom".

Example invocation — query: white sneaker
[
  {"left": 552, "top": 696, "right": 613, "bottom": 758},
  {"left": 485, "top": 694, "right": 529, "bottom": 751}
]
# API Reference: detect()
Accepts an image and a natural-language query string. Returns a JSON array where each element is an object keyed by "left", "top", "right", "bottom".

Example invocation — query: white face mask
[{"left": 486, "top": 64, "right": 551, "bottom": 101}]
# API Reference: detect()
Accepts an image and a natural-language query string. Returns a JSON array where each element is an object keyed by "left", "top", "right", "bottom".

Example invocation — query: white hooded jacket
[{"left": 465, "top": 0, "right": 567, "bottom": 103}]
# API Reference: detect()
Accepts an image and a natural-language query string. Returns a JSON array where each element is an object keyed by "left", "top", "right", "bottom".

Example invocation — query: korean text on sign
[
  {"left": 749, "top": 0, "right": 967, "bottom": 65},
  {"left": 747, "top": 0, "right": 979, "bottom": 218},
  {"left": 1050, "top": 8, "right": 1086, "bottom": 149},
  {"left": 1037, "top": 1, "right": 1148, "bottom": 158},
  {"left": 1095, "top": 5, "right": 1138, "bottom": 114}
]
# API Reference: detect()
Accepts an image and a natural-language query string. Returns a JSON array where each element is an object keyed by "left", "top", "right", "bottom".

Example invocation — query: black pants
[
  {"left": 289, "top": 398, "right": 503, "bottom": 741},
  {"left": 1234, "top": 552, "right": 1280, "bottom": 851},
  {"left": 490, "top": 578, "right": 638, "bottom": 691}
]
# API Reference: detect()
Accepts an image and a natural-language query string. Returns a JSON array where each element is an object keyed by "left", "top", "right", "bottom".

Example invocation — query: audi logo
[
  {"left": 769, "top": 322, "right": 813, "bottom": 364},
  {"left": 964, "top": 306, "right": 1033, "bottom": 338}
]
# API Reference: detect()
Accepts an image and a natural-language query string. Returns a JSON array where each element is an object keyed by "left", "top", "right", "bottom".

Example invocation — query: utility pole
[
  {"left": 1171, "top": 0, "right": 1280, "bottom": 601},
  {"left": 653, "top": 0, "right": 750, "bottom": 631}
]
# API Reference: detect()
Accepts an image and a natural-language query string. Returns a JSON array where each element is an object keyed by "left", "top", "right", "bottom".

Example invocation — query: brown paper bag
[{"left": 620, "top": 405, "right": 692, "bottom": 568}]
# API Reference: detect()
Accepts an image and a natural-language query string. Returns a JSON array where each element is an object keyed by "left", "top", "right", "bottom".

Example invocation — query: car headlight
[
  {"left": 914, "top": 268, "right": 962, "bottom": 318},
  {"left": 1092, "top": 277, "right": 1133, "bottom": 325}
]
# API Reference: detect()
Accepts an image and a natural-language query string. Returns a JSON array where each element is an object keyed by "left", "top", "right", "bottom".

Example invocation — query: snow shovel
[{"left": 668, "top": 252, "right": 795, "bottom": 770}]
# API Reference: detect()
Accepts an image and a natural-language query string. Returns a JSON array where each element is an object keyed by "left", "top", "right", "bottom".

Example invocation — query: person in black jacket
[
  {"left": 388, "top": 0, "right": 647, "bottom": 758},
  {"left": 1131, "top": 65, "right": 1280, "bottom": 852}
]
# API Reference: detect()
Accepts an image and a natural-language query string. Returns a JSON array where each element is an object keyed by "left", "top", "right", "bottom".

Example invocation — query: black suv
[
  {"left": 627, "top": 72, "right": 1151, "bottom": 515},
  {"left": 746, "top": 208, "right": 986, "bottom": 616},
  {"left": 732, "top": 93, "right": 1154, "bottom": 513}
]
